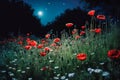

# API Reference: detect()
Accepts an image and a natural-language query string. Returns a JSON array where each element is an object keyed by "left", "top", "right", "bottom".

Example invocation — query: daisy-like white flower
[
  {"left": 61, "top": 76, "right": 66, "bottom": 80},
  {"left": 12, "top": 78, "right": 17, "bottom": 80},
  {"left": 57, "top": 74, "right": 60, "bottom": 77},
  {"left": 17, "top": 69, "right": 21, "bottom": 72},
  {"left": 53, "top": 76, "right": 59, "bottom": 80},
  {"left": 1, "top": 70, "right": 6, "bottom": 73},
  {"left": 68, "top": 73, "right": 75, "bottom": 77},
  {"left": 28, "top": 78, "right": 32, "bottom": 80},
  {"left": 94, "top": 69, "right": 102, "bottom": 73},
  {"left": 21, "top": 71, "right": 26, "bottom": 74},
  {"left": 49, "top": 60, "right": 54, "bottom": 63},
  {"left": 26, "top": 67, "right": 30, "bottom": 70},
  {"left": 99, "top": 62, "right": 105, "bottom": 65},
  {"left": 54, "top": 66, "right": 59, "bottom": 69},
  {"left": 102, "top": 71, "right": 110, "bottom": 77},
  {"left": 9, "top": 73, "right": 14, "bottom": 76},
  {"left": 8, "top": 67, "right": 12, "bottom": 69},
  {"left": 87, "top": 68, "right": 94, "bottom": 74},
  {"left": 12, "top": 68, "right": 16, "bottom": 70}
]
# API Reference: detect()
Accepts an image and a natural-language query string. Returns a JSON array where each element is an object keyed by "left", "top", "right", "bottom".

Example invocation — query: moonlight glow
[{"left": 38, "top": 11, "right": 43, "bottom": 16}]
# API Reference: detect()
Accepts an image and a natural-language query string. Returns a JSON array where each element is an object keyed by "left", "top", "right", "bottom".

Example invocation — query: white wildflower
[
  {"left": 102, "top": 71, "right": 110, "bottom": 77},
  {"left": 68, "top": 73, "right": 75, "bottom": 77},
  {"left": 8, "top": 67, "right": 12, "bottom": 69},
  {"left": 28, "top": 78, "right": 32, "bottom": 80},
  {"left": 49, "top": 60, "right": 54, "bottom": 63},
  {"left": 61, "top": 76, "right": 66, "bottom": 80},
  {"left": 1, "top": 70, "right": 6, "bottom": 73},
  {"left": 57, "top": 74, "right": 60, "bottom": 77},
  {"left": 17, "top": 69, "right": 21, "bottom": 72},
  {"left": 21, "top": 71, "right": 26, "bottom": 73},
  {"left": 26, "top": 67, "right": 30, "bottom": 70},
  {"left": 53, "top": 76, "right": 59, "bottom": 80},
  {"left": 54, "top": 66, "right": 59, "bottom": 69},
  {"left": 94, "top": 69, "right": 102, "bottom": 73}
]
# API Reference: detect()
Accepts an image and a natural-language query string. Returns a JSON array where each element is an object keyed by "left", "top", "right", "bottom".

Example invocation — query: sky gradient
[{"left": 23, "top": 0, "right": 82, "bottom": 25}]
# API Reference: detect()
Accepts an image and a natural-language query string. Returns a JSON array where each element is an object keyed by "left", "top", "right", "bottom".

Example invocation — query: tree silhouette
[
  {"left": 80, "top": 0, "right": 120, "bottom": 19},
  {"left": 0, "top": 0, "right": 43, "bottom": 38},
  {"left": 45, "top": 7, "right": 90, "bottom": 37}
]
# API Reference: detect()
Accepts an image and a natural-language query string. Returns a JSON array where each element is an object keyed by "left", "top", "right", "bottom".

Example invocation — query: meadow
[{"left": 0, "top": 10, "right": 120, "bottom": 80}]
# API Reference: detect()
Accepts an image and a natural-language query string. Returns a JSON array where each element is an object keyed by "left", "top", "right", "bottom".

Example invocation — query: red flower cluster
[
  {"left": 77, "top": 53, "right": 87, "bottom": 61},
  {"left": 28, "top": 40, "right": 37, "bottom": 47},
  {"left": 107, "top": 49, "right": 120, "bottom": 60}
]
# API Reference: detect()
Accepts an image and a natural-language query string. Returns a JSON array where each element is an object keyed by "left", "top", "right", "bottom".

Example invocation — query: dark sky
[{"left": 23, "top": 0, "right": 85, "bottom": 25}]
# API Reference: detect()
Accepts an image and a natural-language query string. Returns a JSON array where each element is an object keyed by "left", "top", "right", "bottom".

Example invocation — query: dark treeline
[
  {"left": 0, "top": 0, "right": 90, "bottom": 39},
  {"left": 80, "top": 0, "right": 120, "bottom": 19},
  {"left": 0, "top": 0, "right": 44, "bottom": 38},
  {"left": 45, "top": 7, "right": 90, "bottom": 37}
]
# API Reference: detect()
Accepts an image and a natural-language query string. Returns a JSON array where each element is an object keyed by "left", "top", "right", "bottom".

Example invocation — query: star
[{"left": 62, "top": 3, "right": 66, "bottom": 6}]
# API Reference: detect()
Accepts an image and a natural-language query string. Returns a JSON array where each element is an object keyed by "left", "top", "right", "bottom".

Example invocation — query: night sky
[{"left": 23, "top": 0, "right": 85, "bottom": 25}]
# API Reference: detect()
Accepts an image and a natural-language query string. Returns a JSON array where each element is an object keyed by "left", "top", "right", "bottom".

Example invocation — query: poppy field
[{"left": 0, "top": 10, "right": 120, "bottom": 80}]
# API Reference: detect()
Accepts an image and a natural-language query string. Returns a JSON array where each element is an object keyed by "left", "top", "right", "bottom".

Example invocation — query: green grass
[{"left": 0, "top": 22, "right": 120, "bottom": 80}]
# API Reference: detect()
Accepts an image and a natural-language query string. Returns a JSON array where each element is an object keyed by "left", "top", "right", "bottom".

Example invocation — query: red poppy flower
[
  {"left": 81, "top": 26, "right": 86, "bottom": 30},
  {"left": 45, "top": 34, "right": 50, "bottom": 39},
  {"left": 50, "top": 43, "right": 57, "bottom": 47},
  {"left": 41, "top": 66, "right": 47, "bottom": 71},
  {"left": 76, "top": 53, "right": 87, "bottom": 61},
  {"left": 97, "top": 15, "right": 106, "bottom": 20},
  {"left": 24, "top": 45, "right": 32, "bottom": 50},
  {"left": 40, "top": 52, "right": 47, "bottom": 56},
  {"left": 95, "top": 28, "right": 101, "bottom": 33},
  {"left": 44, "top": 47, "right": 51, "bottom": 52},
  {"left": 53, "top": 38, "right": 60, "bottom": 43},
  {"left": 75, "top": 35, "right": 80, "bottom": 40},
  {"left": 17, "top": 41, "right": 23, "bottom": 45},
  {"left": 65, "top": 23, "right": 74, "bottom": 28},
  {"left": 72, "top": 29, "right": 77, "bottom": 34},
  {"left": 27, "top": 33, "right": 30, "bottom": 36},
  {"left": 88, "top": 10, "right": 95, "bottom": 16},
  {"left": 41, "top": 39, "right": 46, "bottom": 44},
  {"left": 26, "top": 38, "right": 31, "bottom": 42},
  {"left": 28, "top": 40, "right": 37, "bottom": 47},
  {"left": 107, "top": 49, "right": 120, "bottom": 60},
  {"left": 37, "top": 44, "right": 44, "bottom": 49},
  {"left": 80, "top": 31, "right": 86, "bottom": 36}
]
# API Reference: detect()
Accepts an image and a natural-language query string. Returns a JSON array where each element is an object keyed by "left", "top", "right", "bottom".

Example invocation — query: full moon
[{"left": 38, "top": 11, "right": 43, "bottom": 16}]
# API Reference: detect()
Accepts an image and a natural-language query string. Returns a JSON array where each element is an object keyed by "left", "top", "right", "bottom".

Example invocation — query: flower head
[
  {"left": 88, "top": 10, "right": 95, "bottom": 16},
  {"left": 95, "top": 28, "right": 101, "bottom": 33},
  {"left": 107, "top": 49, "right": 120, "bottom": 60},
  {"left": 40, "top": 52, "right": 47, "bottom": 56},
  {"left": 24, "top": 45, "right": 32, "bottom": 50},
  {"left": 45, "top": 34, "right": 50, "bottom": 39},
  {"left": 53, "top": 38, "right": 60, "bottom": 43},
  {"left": 65, "top": 23, "right": 74, "bottom": 28},
  {"left": 97, "top": 15, "right": 106, "bottom": 20},
  {"left": 76, "top": 53, "right": 87, "bottom": 61}
]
